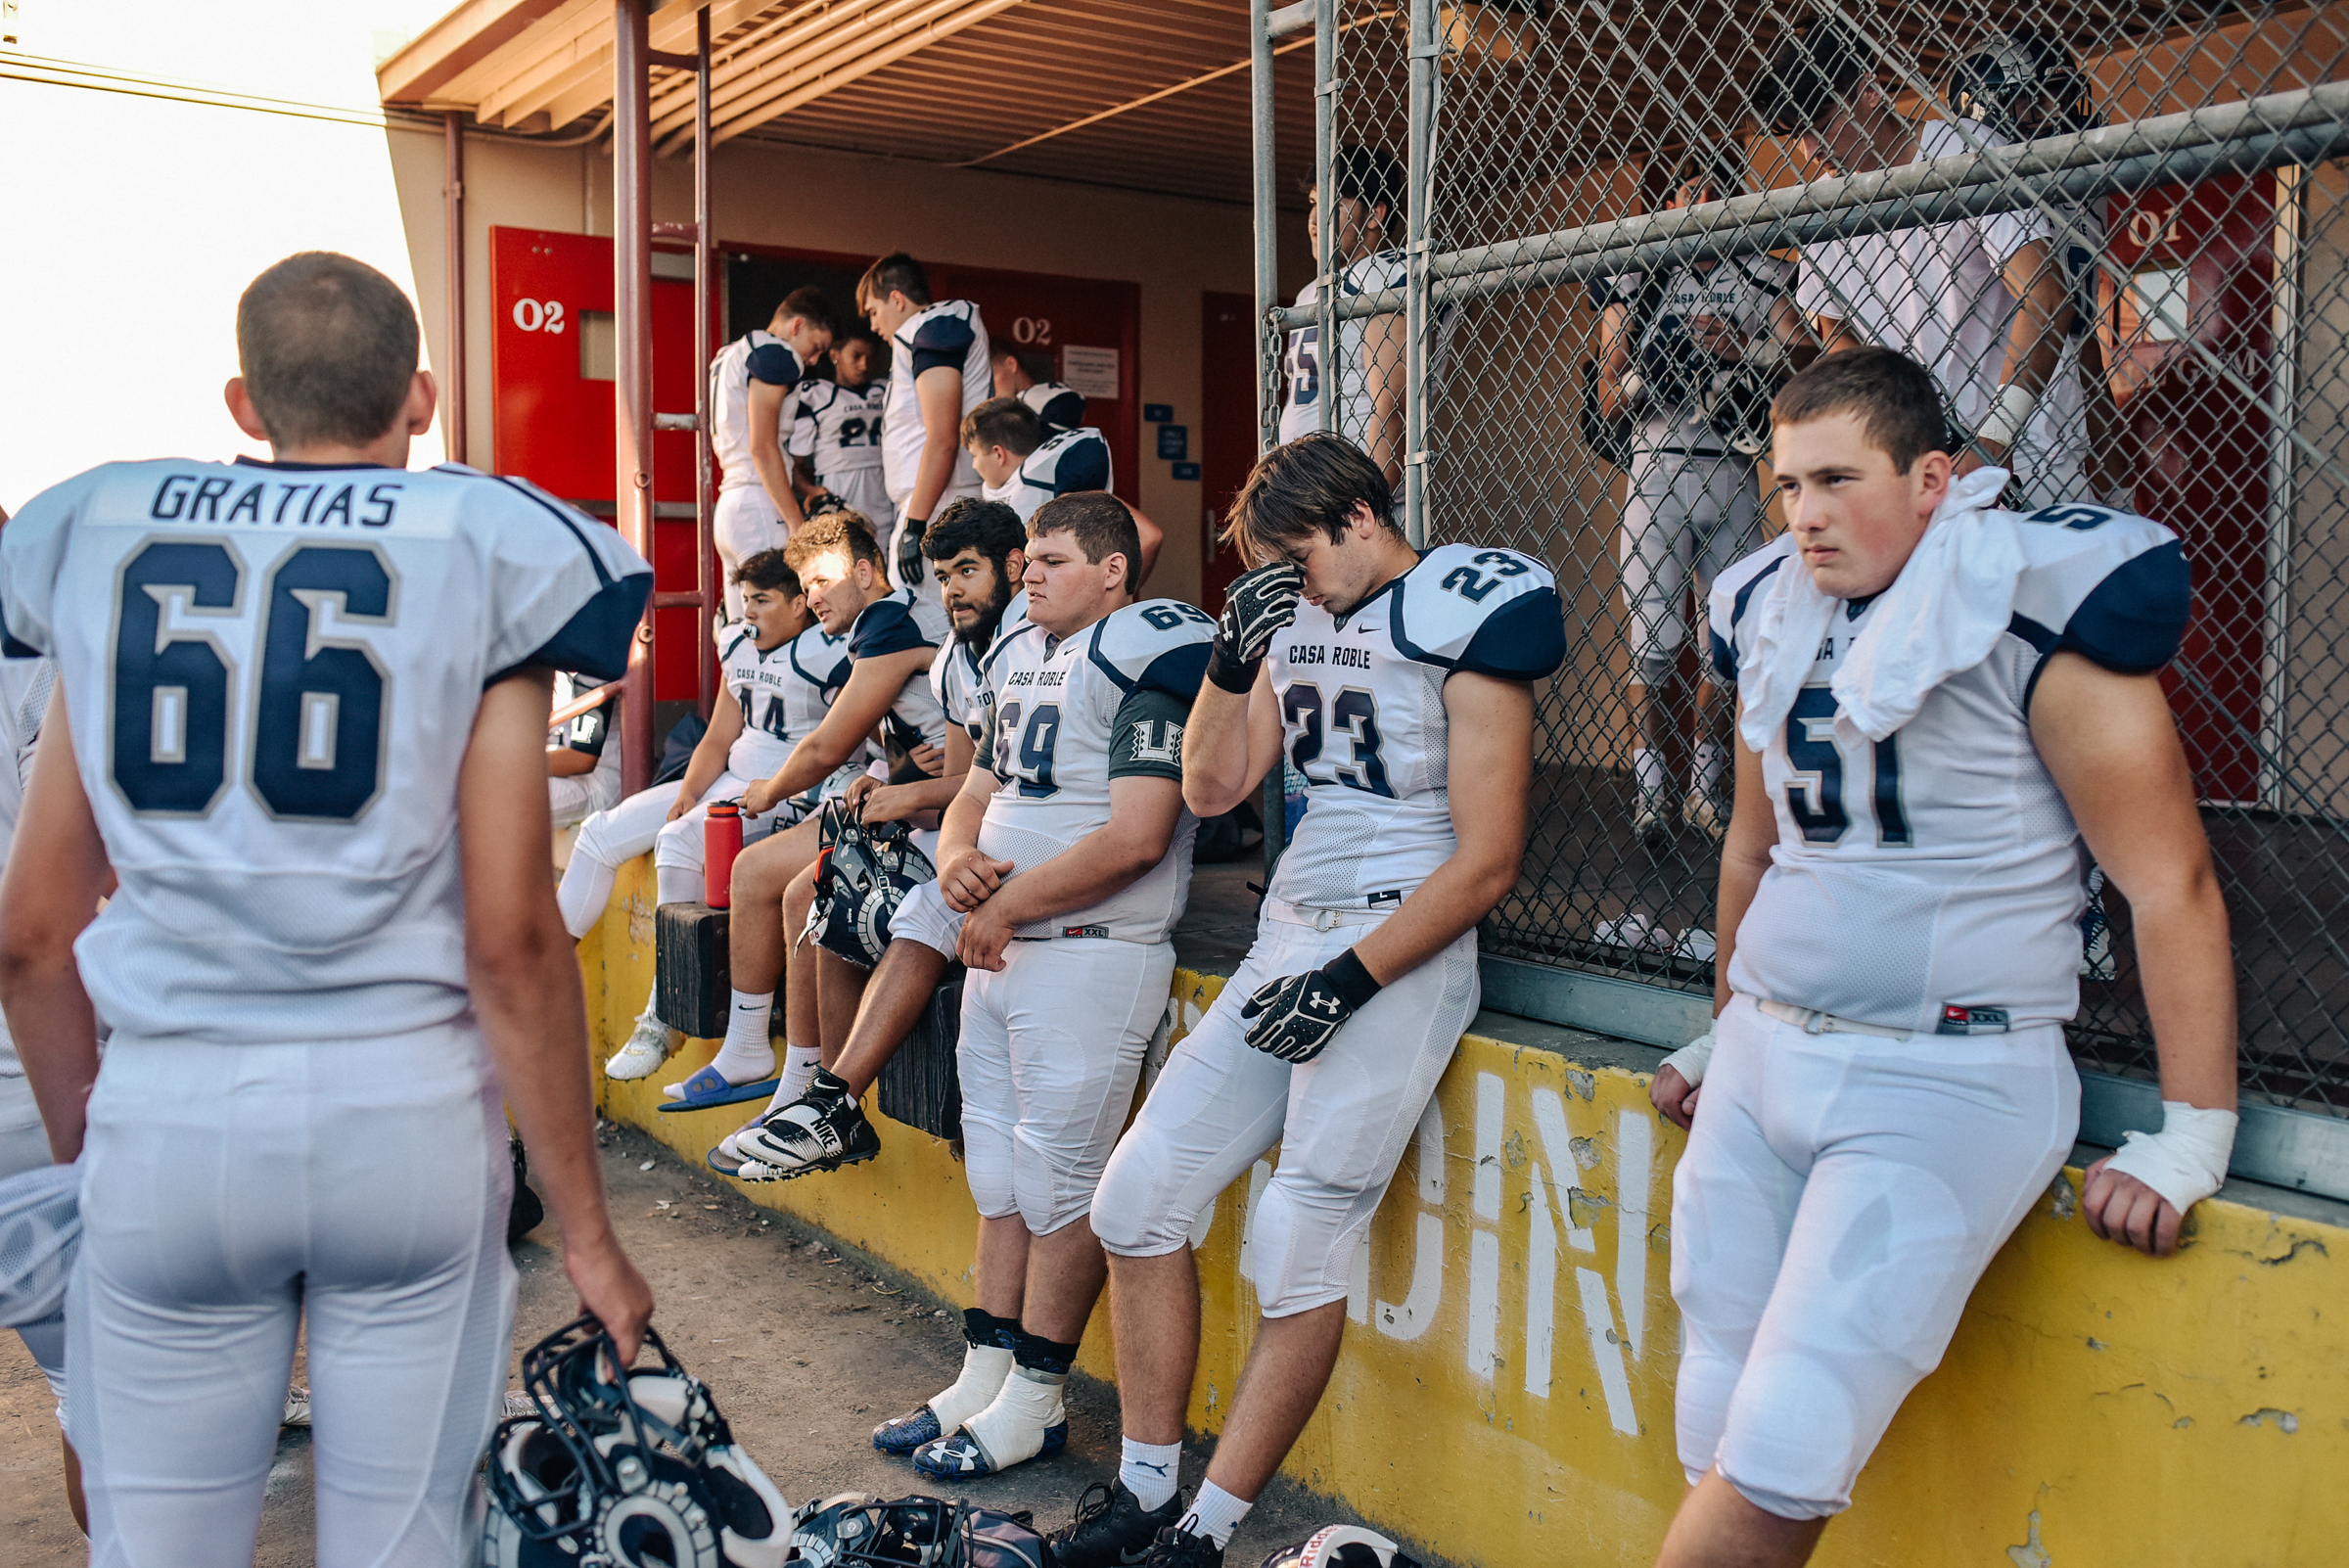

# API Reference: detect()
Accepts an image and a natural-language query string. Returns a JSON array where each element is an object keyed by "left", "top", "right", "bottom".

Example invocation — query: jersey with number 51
[
  {"left": 0, "top": 457, "right": 652, "bottom": 1047},
  {"left": 1267, "top": 543, "right": 1565, "bottom": 912},
  {"left": 1709, "top": 501, "right": 2188, "bottom": 1036},
  {"left": 976, "top": 599, "right": 1216, "bottom": 944}
]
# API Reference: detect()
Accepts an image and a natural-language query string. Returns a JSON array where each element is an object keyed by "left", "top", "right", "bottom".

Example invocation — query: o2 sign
[
  {"left": 511, "top": 298, "right": 569, "bottom": 333},
  {"left": 1008, "top": 315, "right": 1051, "bottom": 346}
]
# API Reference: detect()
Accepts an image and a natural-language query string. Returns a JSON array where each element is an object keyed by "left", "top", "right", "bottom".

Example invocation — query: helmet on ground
[
  {"left": 484, "top": 1314, "right": 792, "bottom": 1568},
  {"left": 1950, "top": 28, "right": 2100, "bottom": 142},
  {"left": 787, "top": 1494, "right": 1048, "bottom": 1568},
  {"left": 1258, "top": 1526, "right": 1423, "bottom": 1568}
]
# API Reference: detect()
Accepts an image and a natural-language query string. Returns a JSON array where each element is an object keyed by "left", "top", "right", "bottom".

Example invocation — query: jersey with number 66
[
  {"left": 1267, "top": 544, "right": 1564, "bottom": 911},
  {"left": 1709, "top": 502, "right": 2188, "bottom": 1035},
  {"left": 977, "top": 599, "right": 1216, "bottom": 944},
  {"left": 0, "top": 457, "right": 652, "bottom": 1047}
]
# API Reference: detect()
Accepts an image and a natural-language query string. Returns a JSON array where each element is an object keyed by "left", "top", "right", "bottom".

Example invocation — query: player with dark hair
[
  {"left": 0, "top": 250, "right": 655, "bottom": 1562},
  {"left": 991, "top": 344, "right": 1086, "bottom": 433},
  {"left": 792, "top": 323, "right": 892, "bottom": 528},
  {"left": 961, "top": 396, "right": 1165, "bottom": 578},
  {"left": 1057, "top": 433, "right": 1564, "bottom": 1568},
  {"left": 711, "top": 285, "right": 839, "bottom": 619},
  {"left": 1755, "top": 19, "right": 2121, "bottom": 508},
  {"left": 857, "top": 254, "right": 990, "bottom": 596},
  {"left": 687, "top": 511, "right": 951, "bottom": 1114},
  {"left": 1278, "top": 145, "right": 1409, "bottom": 487},
  {"left": 1592, "top": 150, "right": 1819, "bottom": 847},
  {"left": 711, "top": 497, "right": 1027, "bottom": 1176},
  {"left": 1645, "top": 346, "right": 2234, "bottom": 1567},
  {"left": 563, "top": 548, "right": 867, "bottom": 1097}
]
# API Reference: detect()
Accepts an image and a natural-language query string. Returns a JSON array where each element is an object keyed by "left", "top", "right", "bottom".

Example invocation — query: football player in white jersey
[
  {"left": 562, "top": 550, "right": 863, "bottom": 1099},
  {"left": 1645, "top": 349, "right": 2235, "bottom": 1568},
  {"left": 849, "top": 492, "right": 1215, "bottom": 1484},
  {"left": 790, "top": 325, "right": 893, "bottom": 528},
  {"left": 992, "top": 343, "right": 1087, "bottom": 433},
  {"left": 1277, "top": 145, "right": 1408, "bottom": 487},
  {"left": 1757, "top": 20, "right": 2124, "bottom": 510},
  {"left": 1063, "top": 435, "right": 1565, "bottom": 1568},
  {"left": 710, "top": 286, "right": 840, "bottom": 619},
  {"left": 712, "top": 498, "right": 1028, "bottom": 1177},
  {"left": 546, "top": 670, "right": 621, "bottom": 830},
  {"left": 0, "top": 253, "right": 655, "bottom": 1565},
  {"left": 858, "top": 253, "right": 990, "bottom": 595},
  {"left": 1594, "top": 153, "right": 1820, "bottom": 847},
  {"left": 693, "top": 514, "right": 951, "bottom": 1116},
  {"left": 961, "top": 396, "right": 1165, "bottom": 579}
]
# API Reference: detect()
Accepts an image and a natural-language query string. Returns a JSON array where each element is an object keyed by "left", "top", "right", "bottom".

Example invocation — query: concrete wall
[
  {"left": 582, "top": 857, "right": 2349, "bottom": 1568},
  {"left": 388, "top": 129, "right": 1300, "bottom": 609}
]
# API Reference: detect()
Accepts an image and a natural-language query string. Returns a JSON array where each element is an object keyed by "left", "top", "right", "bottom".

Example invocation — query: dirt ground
[{"left": 3, "top": 1118, "right": 1394, "bottom": 1567}]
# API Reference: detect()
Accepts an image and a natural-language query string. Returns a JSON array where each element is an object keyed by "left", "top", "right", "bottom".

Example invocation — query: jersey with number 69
[
  {"left": 788, "top": 377, "right": 891, "bottom": 525},
  {"left": 722, "top": 620, "right": 856, "bottom": 781},
  {"left": 977, "top": 599, "right": 1216, "bottom": 944},
  {"left": 1709, "top": 502, "right": 2188, "bottom": 1035},
  {"left": 0, "top": 457, "right": 651, "bottom": 1047},
  {"left": 1267, "top": 544, "right": 1565, "bottom": 911}
]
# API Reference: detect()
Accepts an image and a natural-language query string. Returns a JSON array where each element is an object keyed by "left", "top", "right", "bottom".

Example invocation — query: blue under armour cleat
[
  {"left": 909, "top": 1420, "right": 1068, "bottom": 1479},
  {"left": 872, "top": 1403, "right": 946, "bottom": 1454}
]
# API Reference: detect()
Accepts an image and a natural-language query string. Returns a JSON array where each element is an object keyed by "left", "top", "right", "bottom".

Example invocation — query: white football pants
[
  {"left": 0, "top": 1074, "right": 67, "bottom": 1424},
  {"left": 714, "top": 484, "right": 789, "bottom": 623},
  {"left": 958, "top": 937, "right": 1174, "bottom": 1236},
  {"left": 1092, "top": 903, "right": 1479, "bottom": 1316},
  {"left": 1619, "top": 445, "right": 1763, "bottom": 688},
  {"left": 69, "top": 1025, "right": 515, "bottom": 1568},
  {"left": 557, "top": 774, "right": 785, "bottom": 939},
  {"left": 1670, "top": 994, "right": 2077, "bottom": 1519}
]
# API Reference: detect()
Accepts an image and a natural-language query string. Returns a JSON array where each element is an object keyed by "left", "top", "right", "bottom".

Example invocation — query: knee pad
[
  {"left": 1011, "top": 1131, "right": 1099, "bottom": 1239},
  {"left": 1633, "top": 642, "right": 1681, "bottom": 689},
  {"left": 961, "top": 1115, "right": 1018, "bottom": 1222},
  {"left": 1088, "top": 1138, "right": 1188, "bottom": 1259},
  {"left": 572, "top": 807, "right": 628, "bottom": 870},
  {"left": 1714, "top": 1350, "right": 1868, "bottom": 1519},
  {"left": 653, "top": 814, "right": 704, "bottom": 874},
  {"left": 1247, "top": 1175, "right": 1373, "bottom": 1317}
]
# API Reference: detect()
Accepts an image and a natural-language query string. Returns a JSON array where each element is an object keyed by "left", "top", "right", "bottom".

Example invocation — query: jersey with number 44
[
  {"left": 977, "top": 599, "right": 1216, "bottom": 944},
  {"left": 0, "top": 457, "right": 652, "bottom": 1046},
  {"left": 721, "top": 621, "right": 855, "bottom": 781},
  {"left": 1268, "top": 543, "right": 1566, "bottom": 911},
  {"left": 1709, "top": 501, "right": 2188, "bottom": 1035}
]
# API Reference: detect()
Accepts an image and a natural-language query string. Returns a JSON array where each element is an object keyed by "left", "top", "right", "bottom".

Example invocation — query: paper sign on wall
[{"left": 1061, "top": 346, "right": 1121, "bottom": 399}]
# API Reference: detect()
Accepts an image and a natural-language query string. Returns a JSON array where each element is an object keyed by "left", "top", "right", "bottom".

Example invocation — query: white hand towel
[{"left": 1737, "top": 467, "right": 2021, "bottom": 751}]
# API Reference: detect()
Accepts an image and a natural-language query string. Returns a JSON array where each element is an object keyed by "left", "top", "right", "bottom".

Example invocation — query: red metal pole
[
  {"left": 615, "top": 0, "right": 656, "bottom": 796},
  {"left": 442, "top": 112, "right": 466, "bottom": 467},
  {"left": 694, "top": 4, "right": 716, "bottom": 718}
]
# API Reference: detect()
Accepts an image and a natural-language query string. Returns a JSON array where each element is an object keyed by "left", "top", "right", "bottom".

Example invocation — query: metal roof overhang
[{"left": 377, "top": 0, "right": 1322, "bottom": 205}]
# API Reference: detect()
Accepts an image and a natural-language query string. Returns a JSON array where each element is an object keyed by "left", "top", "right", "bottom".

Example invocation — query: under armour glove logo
[
  {"left": 1207, "top": 560, "right": 1306, "bottom": 692},
  {"left": 895, "top": 517, "right": 928, "bottom": 589},
  {"left": 1242, "top": 962, "right": 1364, "bottom": 1063}
]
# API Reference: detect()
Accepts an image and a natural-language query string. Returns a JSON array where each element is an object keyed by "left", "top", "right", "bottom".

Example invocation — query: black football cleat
[
  {"left": 1137, "top": 1524, "right": 1224, "bottom": 1568},
  {"left": 1049, "top": 1481, "right": 1188, "bottom": 1568},
  {"left": 734, "top": 1081, "right": 881, "bottom": 1180}
]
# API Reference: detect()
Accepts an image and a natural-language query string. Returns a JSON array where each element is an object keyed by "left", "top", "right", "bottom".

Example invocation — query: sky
[{"left": 0, "top": 0, "right": 465, "bottom": 508}]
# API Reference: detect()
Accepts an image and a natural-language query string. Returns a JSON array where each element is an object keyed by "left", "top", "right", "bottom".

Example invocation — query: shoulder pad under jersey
[
  {"left": 1082, "top": 600, "right": 1218, "bottom": 696},
  {"left": 2007, "top": 503, "right": 2189, "bottom": 676},
  {"left": 1391, "top": 544, "right": 1565, "bottom": 679}
]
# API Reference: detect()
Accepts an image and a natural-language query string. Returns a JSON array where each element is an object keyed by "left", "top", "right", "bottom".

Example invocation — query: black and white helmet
[
  {"left": 1949, "top": 28, "right": 2100, "bottom": 143},
  {"left": 806, "top": 797, "right": 939, "bottom": 967},
  {"left": 788, "top": 1494, "right": 1049, "bottom": 1568},
  {"left": 1258, "top": 1526, "right": 1422, "bottom": 1568},
  {"left": 484, "top": 1314, "right": 793, "bottom": 1568}
]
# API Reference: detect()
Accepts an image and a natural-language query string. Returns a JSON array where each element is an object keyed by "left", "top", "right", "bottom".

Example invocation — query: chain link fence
[{"left": 1255, "top": 0, "right": 2349, "bottom": 1117}]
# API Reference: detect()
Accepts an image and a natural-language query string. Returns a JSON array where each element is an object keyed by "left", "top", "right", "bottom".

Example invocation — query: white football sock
[
  {"left": 772, "top": 1044, "right": 823, "bottom": 1106},
  {"left": 960, "top": 1364, "right": 1066, "bottom": 1470},
  {"left": 1121, "top": 1437, "right": 1182, "bottom": 1512},
  {"left": 928, "top": 1342, "right": 1014, "bottom": 1435},
  {"left": 706, "top": 992, "right": 777, "bottom": 1084},
  {"left": 1691, "top": 740, "right": 1725, "bottom": 797},
  {"left": 1633, "top": 747, "right": 1666, "bottom": 807},
  {"left": 1180, "top": 1482, "right": 1251, "bottom": 1548}
]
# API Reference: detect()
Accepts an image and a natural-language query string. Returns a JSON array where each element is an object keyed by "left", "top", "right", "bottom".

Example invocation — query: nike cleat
[
  {"left": 734, "top": 1087, "right": 881, "bottom": 1179},
  {"left": 1048, "top": 1480, "right": 1187, "bottom": 1568},
  {"left": 604, "top": 1017, "right": 678, "bottom": 1081}
]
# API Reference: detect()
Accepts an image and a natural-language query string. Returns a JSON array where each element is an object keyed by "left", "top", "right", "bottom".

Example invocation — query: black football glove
[
  {"left": 805, "top": 488, "right": 847, "bottom": 518},
  {"left": 1206, "top": 560, "right": 1306, "bottom": 693},
  {"left": 894, "top": 516, "right": 929, "bottom": 592},
  {"left": 1240, "top": 948, "right": 1383, "bottom": 1063}
]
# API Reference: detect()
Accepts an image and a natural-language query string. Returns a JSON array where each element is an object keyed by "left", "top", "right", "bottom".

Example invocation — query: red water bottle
[{"left": 704, "top": 801, "right": 743, "bottom": 908}]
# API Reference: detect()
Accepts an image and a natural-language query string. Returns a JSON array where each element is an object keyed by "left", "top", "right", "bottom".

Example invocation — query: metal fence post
[
  {"left": 1313, "top": 0, "right": 1336, "bottom": 436},
  {"left": 1402, "top": 0, "right": 1435, "bottom": 547}
]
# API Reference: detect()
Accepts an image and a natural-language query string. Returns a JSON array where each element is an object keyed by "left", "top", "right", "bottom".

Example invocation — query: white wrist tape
[
  {"left": 1660, "top": 1029, "right": 1716, "bottom": 1089},
  {"left": 1620, "top": 371, "right": 1645, "bottom": 405},
  {"left": 1739, "top": 339, "right": 1790, "bottom": 372},
  {"left": 1972, "top": 380, "right": 2040, "bottom": 451},
  {"left": 2104, "top": 1101, "right": 2237, "bottom": 1215}
]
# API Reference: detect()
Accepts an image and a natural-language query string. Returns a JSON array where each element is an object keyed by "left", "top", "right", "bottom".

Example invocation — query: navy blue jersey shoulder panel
[
  {"left": 1135, "top": 641, "right": 1212, "bottom": 701},
  {"left": 1083, "top": 619, "right": 1134, "bottom": 693},
  {"left": 745, "top": 342, "right": 803, "bottom": 387},
  {"left": 1456, "top": 586, "right": 1567, "bottom": 680},
  {"left": 848, "top": 595, "right": 934, "bottom": 659},
  {"left": 2058, "top": 539, "right": 2190, "bottom": 674},
  {"left": 509, "top": 573, "right": 651, "bottom": 682}
]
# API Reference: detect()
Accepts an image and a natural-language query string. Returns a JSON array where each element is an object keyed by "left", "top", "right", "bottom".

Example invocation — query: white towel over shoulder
[{"left": 1734, "top": 467, "right": 2021, "bottom": 751}]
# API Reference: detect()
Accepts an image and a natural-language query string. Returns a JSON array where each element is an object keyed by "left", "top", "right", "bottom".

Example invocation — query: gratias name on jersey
[
  {"left": 1283, "top": 643, "right": 1373, "bottom": 670},
  {"left": 148, "top": 472, "right": 406, "bottom": 530}
]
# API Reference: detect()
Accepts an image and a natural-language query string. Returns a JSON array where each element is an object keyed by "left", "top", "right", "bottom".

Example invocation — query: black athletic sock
[
  {"left": 963, "top": 1307, "right": 1023, "bottom": 1352},
  {"left": 1011, "top": 1328, "right": 1082, "bottom": 1376}
]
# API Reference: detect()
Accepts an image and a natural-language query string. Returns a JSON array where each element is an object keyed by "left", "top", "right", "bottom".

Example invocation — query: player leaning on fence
[{"left": 1645, "top": 347, "right": 2237, "bottom": 1568}]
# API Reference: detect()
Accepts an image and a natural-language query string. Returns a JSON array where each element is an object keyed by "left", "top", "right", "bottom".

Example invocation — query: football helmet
[
  {"left": 484, "top": 1314, "right": 792, "bottom": 1568},
  {"left": 789, "top": 1494, "right": 1049, "bottom": 1568},
  {"left": 1950, "top": 28, "right": 2100, "bottom": 143},
  {"left": 1258, "top": 1526, "right": 1422, "bottom": 1568},
  {"left": 806, "top": 798, "right": 939, "bottom": 967}
]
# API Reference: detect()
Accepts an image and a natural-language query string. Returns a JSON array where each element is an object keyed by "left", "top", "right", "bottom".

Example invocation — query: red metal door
[
  {"left": 2104, "top": 176, "right": 2275, "bottom": 806},
  {"left": 1199, "top": 290, "right": 1258, "bottom": 615},
  {"left": 490, "top": 226, "right": 709, "bottom": 703}
]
